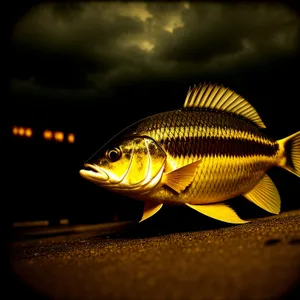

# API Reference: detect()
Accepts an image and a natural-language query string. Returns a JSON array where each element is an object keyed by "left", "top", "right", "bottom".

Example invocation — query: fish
[{"left": 79, "top": 83, "right": 300, "bottom": 224}]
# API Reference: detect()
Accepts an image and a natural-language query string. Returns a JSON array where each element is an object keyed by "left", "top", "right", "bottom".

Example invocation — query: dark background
[{"left": 4, "top": 0, "right": 300, "bottom": 229}]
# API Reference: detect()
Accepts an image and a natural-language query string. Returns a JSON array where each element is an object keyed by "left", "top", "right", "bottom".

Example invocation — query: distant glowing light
[
  {"left": 19, "top": 127, "right": 25, "bottom": 136},
  {"left": 67, "top": 133, "right": 75, "bottom": 143},
  {"left": 12, "top": 126, "right": 33, "bottom": 138},
  {"left": 44, "top": 130, "right": 53, "bottom": 140},
  {"left": 13, "top": 126, "right": 75, "bottom": 143},
  {"left": 12, "top": 126, "right": 18, "bottom": 135},
  {"left": 54, "top": 131, "right": 64, "bottom": 142},
  {"left": 25, "top": 128, "right": 33, "bottom": 137}
]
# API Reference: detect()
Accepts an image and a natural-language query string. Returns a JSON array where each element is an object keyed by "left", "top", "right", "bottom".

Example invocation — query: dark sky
[{"left": 9, "top": 1, "right": 300, "bottom": 135}]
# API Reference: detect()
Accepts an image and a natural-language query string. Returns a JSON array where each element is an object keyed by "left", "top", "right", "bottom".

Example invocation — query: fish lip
[{"left": 79, "top": 163, "right": 109, "bottom": 181}]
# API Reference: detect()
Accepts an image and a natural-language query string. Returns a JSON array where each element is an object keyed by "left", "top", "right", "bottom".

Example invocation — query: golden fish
[{"left": 80, "top": 83, "right": 300, "bottom": 224}]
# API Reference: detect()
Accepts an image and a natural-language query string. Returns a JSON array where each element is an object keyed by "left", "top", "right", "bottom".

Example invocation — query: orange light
[
  {"left": 12, "top": 126, "right": 18, "bottom": 135},
  {"left": 25, "top": 128, "right": 33, "bottom": 137},
  {"left": 44, "top": 130, "right": 53, "bottom": 140},
  {"left": 19, "top": 127, "right": 25, "bottom": 136},
  {"left": 54, "top": 131, "right": 64, "bottom": 142},
  {"left": 67, "top": 133, "right": 75, "bottom": 143}
]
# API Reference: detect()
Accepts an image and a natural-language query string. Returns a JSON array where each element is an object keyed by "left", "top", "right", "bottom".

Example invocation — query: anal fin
[
  {"left": 186, "top": 203, "right": 249, "bottom": 224},
  {"left": 139, "top": 202, "right": 163, "bottom": 223},
  {"left": 163, "top": 159, "right": 202, "bottom": 193},
  {"left": 243, "top": 174, "right": 281, "bottom": 214}
]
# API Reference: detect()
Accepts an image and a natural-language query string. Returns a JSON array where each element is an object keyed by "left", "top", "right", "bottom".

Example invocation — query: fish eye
[{"left": 106, "top": 147, "right": 122, "bottom": 162}]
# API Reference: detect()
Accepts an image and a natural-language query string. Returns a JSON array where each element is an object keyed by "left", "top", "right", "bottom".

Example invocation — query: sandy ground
[{"left": 7, "top": 209, "right": 300, "bottom": 300}]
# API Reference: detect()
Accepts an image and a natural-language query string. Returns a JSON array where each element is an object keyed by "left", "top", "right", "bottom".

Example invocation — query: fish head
[{"left": 80, "top": 135, "right": 167, "bottom": 195}]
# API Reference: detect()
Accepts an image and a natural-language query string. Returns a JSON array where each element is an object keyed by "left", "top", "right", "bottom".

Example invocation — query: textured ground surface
[{"left": 8, "top": 210, "right": 300, "bottom": 300}]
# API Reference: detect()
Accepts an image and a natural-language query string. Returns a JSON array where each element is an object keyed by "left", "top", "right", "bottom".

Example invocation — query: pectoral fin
[
  {"left": 186, "top": 203, "right": 249, "bottom": 224},
  {"left": 243, "top": 174, "right": 281, "bottom": 214},
  {"left": 139, "top": 202, "right": 163, "bottom": 223},
  {"left": 163, "top": 159, "right": 202, "bottom": 193}
]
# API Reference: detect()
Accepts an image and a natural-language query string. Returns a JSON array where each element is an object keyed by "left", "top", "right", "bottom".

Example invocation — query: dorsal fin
[{"left": 183, "top": 83, "right": 266, "bottom": 128}]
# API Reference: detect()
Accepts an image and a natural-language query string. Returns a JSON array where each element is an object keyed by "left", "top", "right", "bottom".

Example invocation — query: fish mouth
[{"left": 79, "top": 163, "right": 109, "bottom": 182}]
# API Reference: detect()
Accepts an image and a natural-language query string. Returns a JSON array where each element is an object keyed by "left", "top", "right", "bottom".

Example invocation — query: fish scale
[
  {"left": 130, "top": 108, "right": 279, "bottom": 204},
  {"left": 184, "top": 157, "right": 266, "bottom": 204},
  {"left": 134, "top": 109, "right": 277, "bottom": 159}
]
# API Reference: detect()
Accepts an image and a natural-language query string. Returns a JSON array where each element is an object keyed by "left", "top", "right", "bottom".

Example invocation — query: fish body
[{"left": 80, "top": 83, "right": 300, "bottom": 224}]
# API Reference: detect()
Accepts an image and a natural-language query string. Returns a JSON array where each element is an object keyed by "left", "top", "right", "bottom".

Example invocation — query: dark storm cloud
[
  {"left": 11, "top": 1, "right": 300, "bottom": 97},
  {"left": 151, "top": 2, "right": 299, "bottom": 72},
  {"left": 11, "top": 2, "right": 144, "bottom": 90}
]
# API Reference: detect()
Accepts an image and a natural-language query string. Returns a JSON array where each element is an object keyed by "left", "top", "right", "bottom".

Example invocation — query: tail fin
[{"left": 278, "top": 131, "right": 300, "bottom": 177}]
